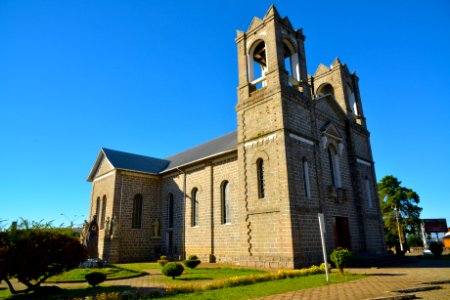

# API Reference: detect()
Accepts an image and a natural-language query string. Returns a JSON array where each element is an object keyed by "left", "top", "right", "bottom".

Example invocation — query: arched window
[
  {"left": 100, "top": 195, "right": 107, "bottom": 229},
  {"left": 302, "top": 159, "right": 311, "bottom": 198},
  {"left": 364, "top": 177, "right": 373, "bottom": 208},
  {"left": 132, "top": 194, "right": 143, "bottom": 229},
  {"left": 346, "top": 84, "right": 358, "bottom": 115},
  {"left": 283, "top": 40, "right": 300, "bottom": 84},
  {"left": 328, "top": 145, "right": 342, "bottom": 188},
  {"left": 257, "top": 158, "right": 265, "bottom": 199},
  {"left": 248, "top": 40, "right": 267, "bottom": 89},
  {"left": 168, "top": 193, "right": 174, "bottom": 229},
  {"left": 95, "top": 197, "right": 100, "bottom": 219},
  {"left": 317, "top": 83, "right": 335, "bottom": 97},
  {"left": 191, "top": 188, "right": 199, "bottom": 227},
  {"left": 221, "top": 181, "right": 231, "bottom": 224}
]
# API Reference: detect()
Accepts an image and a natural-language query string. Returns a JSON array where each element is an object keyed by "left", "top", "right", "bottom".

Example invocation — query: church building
[{"left": 86, "top": 6, "right": 386, "bottom": 269}]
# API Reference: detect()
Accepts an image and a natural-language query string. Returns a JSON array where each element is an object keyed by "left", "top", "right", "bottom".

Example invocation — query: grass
[
  {"left": 47, "top": 265, "right": 145, "bottom": 282},
  {"left": 115, "top": 262, "right": 161, "bottom": 272},
  {"left": 0, "top": 263, "right": 364, "bottom": 299},
  {"left": 151, "top": 273, "right": 363, "bottom": 299},
  {"left": 153, "top": 267, "right": 266, "bottom": 285},
  {"left": 0, "top": 285, "right": 130, "bottom": 299}
]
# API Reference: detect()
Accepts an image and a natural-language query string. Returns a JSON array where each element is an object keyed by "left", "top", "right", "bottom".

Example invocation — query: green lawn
[
  {"left": 115, "top": 262, "right": 162, "bottom": 272},
  {"left": 0, "top": 286, "right": 130, "bottom": 299},
  {"left": 153, "top": 267, "right": 267, "bottom": 285},
  {"left": 154, "top": 273, "right": 363, "bottom": 299},
  {"left": 47, "top": 265, "right": 144, "bottom": 282}
]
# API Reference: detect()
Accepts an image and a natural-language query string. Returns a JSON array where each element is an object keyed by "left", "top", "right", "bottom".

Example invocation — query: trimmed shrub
[
  {"left": 162, "top": 262, "right": 184, "bottom": 279},
  {"left": 330, "top": 248, "right": 353, "bottom": 275},
  {"left": 157, "top": 255, "right": 169, "bottom": 266},
  {"left": 85, "top": 272, "right": 106, "bottom": 287},
  {"left": 429, "top": 241, "right": 444, "bottom": 257},
  {"left": 183, "top": 254, "right": 201, "bottom": 269}
]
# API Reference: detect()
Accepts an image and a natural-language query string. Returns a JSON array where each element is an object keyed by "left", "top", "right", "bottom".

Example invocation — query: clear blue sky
[{"left": 1, "top": 1, "right": 449, "bottom": 228}]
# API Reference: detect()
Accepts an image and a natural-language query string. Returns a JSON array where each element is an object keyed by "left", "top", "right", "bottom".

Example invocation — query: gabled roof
[
  {"left": 164, "top": 131, "right": 237, "bottom": 171},
  {"left": 87, "top": 131, "right": 238, "bottom": 181},
  {"left": 87, "top": 148, "right": 169, "bottom": 181}
]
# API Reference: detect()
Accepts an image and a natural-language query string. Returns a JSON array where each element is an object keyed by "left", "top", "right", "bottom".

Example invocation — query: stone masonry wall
[{"left": 113, "top": 171, "right": 162, "bottom": 262}]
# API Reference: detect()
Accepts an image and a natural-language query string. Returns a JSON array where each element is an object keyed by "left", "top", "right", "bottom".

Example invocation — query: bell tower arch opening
[
  {"left": 248, "top": 40, "right": 268, "bottom": 90},
  {"left": 283, "top": 39, "right": 300, "bottom": 86}
]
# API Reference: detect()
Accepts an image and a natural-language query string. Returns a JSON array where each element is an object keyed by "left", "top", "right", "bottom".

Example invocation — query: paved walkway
[
  {"left": 1, "top": 259, "right": 449, "bottom": 299},
  {"left": 254, "top": 259, "right": 450, "bottom": 300}
]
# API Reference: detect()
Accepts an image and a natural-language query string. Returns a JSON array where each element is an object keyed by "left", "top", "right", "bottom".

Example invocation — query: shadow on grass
[
  {"left": 5, "top": 285, "right": 132, "bottom": 299},
  {"left": 46, "top": 265, "right": 147, "bottom": 283},
  {"left": 175, "top": 277, "right": 214, "bottom": 281}
]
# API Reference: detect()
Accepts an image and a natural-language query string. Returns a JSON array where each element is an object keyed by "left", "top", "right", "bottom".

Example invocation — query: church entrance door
[{"left": 334, "top": 216, "right": 351, "bottom": 250}]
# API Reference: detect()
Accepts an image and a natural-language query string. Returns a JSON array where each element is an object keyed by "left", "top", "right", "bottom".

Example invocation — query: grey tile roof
[
  {"left": 163, "top": 131, "right": 237, "bottom": 171},
  {"left": 102, "top": 148, "right": 169, "bottom": 174},
  {"left": 89, "top": 131, "right": 237, "bottom": 180}
]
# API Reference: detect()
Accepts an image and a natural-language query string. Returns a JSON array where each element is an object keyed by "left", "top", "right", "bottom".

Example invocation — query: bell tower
[{"left": 235, "top": 5, "right": 316, "bottom": 268}]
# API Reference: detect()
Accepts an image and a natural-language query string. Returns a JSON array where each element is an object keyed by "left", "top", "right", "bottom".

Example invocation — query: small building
[{"left": 444, "top": 228, "right": 450, "bottom": 248}]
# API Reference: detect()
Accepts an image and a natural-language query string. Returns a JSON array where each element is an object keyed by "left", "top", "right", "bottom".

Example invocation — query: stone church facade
[{"left": 86, "top": 6, "right": 386, "bottom": 269}]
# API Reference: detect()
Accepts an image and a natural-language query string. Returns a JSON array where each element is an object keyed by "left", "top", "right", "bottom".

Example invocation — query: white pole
[
  {"left": 318, "top": 213, "right": 329, "bottom": 282},
  {"left": 394, "top": 206, "right": 404, "bottom": 252}
]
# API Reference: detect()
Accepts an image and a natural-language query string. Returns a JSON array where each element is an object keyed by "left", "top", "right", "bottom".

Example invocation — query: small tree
[
  {"left": 161, "top": 262, "right": 184, "bottom": 279},
  {"left": 0, "top": 228, "right": 87, "bottom": 294},
  {"left": 429, "top": 241, "right": 444, "bottom": 257},
  {"left": 330, "top": 248, "right": 353, "bottom": 275}
]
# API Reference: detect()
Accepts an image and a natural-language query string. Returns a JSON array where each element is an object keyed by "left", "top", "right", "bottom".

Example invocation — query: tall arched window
[
  {"left": 257, "top": 158, "right": 265, "bottom": 199},
  {"left": 346, "top": 84, "right": 358, "bottom": 115},
  {"left": 132, "top": 194, "right": 143, "bottom": 229},
  {"left": 364, "top": 177, "right": 373, "bottom": 208},
  {"left": 221, "top": 181, "right": 231, "bottom": 224},
  {"left": 100, "top": 195, "right": 107, "bottom": 229},
  {"left": 168, "top": 193, "right": 174, "bottom": 229},
  {"left": 248, "top": 40, "right": 267, "bottom": 89},
  {"left": 302, "top": 159, "right": 311, "bottom": 198},
  {"left": 328, "top": 145, "right": 342, "bottom": 188},
  {"left": 95, "top": 197, "right": 100, "bottom": 218},
  {"left": 191, "top": 188, "right": 199, "bottom": 227}
]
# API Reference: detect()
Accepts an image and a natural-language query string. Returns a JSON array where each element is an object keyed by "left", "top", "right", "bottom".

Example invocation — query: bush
[
  {"left": 407, "top": 234, "right": 423, "bottom": 247},
  {"left": 162, "top": 262, "right": 184, "bottom": 279},
  {"left": 329, "top": 248, "right": 353, "bottom": 275},
  {"left": 0, "top": 228, "right": 87, "bottom": 294},
  {"left": 157, "top": 255, "right": 169, "bottom": 266},
  {"left": 319, "top": 262, "right": 332, "bottom": 272},
  {"left": 184, "top": 255, "right": 201, "bottom": 269},
  {"left": 85, "top": 272, "right": 106, "bottom": 287},
  {"left": 429, "top": 241, "right": 444, "bottom": 257}
]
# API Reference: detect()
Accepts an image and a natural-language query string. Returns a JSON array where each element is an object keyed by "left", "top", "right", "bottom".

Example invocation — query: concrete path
[{"left": 253, "top": 259, "right": 450, "bottom": 300}]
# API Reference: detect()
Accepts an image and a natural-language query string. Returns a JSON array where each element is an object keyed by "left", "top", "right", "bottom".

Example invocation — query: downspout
[
  {"left": 209, "top": 163, "right": 215, "bottom": 262},
  {"left": 176, "top": 167, "right": 186, "bottom": 260}
]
